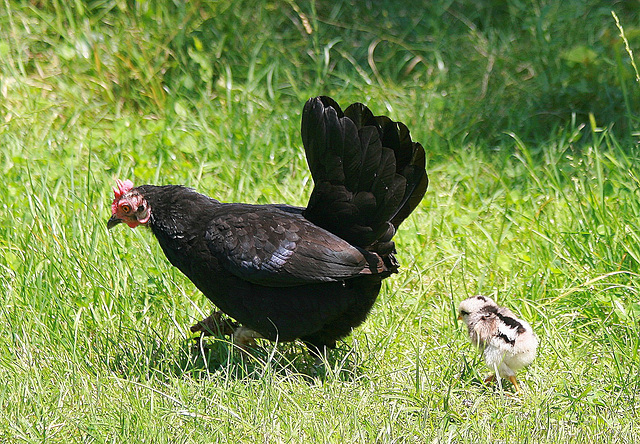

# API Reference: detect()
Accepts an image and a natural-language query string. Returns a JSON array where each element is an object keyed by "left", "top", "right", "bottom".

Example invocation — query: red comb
[{"left": 113, "top": 179, "right": 134, "bottom": 199}]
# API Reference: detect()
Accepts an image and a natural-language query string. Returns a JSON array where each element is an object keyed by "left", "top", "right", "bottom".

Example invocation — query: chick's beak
[{"left": 107, "top": 215, "right": 123, "bottom": 230}]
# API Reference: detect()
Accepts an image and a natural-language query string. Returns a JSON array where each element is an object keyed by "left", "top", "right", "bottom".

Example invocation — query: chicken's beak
[
  {"left": 107, "top": 215, "right": 123, "bottom": 230},
  {"left": 457, "top": 314, "right": 462, "bottom": 320}
]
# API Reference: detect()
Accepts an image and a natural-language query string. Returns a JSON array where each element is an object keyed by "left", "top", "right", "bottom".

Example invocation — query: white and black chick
[{"left": 458, "top": 295, "right": 538, "bottom": 393}]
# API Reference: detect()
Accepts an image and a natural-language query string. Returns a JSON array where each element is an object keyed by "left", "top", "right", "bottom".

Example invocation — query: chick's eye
[{"left": 121, "top": 204, "right": 131, "bottom": 214}]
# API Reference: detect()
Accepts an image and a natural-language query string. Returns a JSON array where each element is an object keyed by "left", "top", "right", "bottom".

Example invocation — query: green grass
[{"left": 1, "top": 1, "right": 640, "bottom": 442}]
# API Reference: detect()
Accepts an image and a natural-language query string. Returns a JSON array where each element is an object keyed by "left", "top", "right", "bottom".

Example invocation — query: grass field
[{"left": 1, "top": 1, "right": 640, "bottom": 442}]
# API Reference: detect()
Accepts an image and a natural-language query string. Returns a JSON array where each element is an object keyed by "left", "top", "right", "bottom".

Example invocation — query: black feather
[
  {"left": 497, "top": 332, "right": 516, "bottom": 345},
  {"left": 481, "top": 305, "right": 526, "bottom": 334},
  {"left": 302, "top": 96, "right": 428, "bottom": 250}
]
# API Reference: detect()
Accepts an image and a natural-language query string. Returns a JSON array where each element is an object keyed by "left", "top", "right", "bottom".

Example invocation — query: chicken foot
[{"left": 190, "top": 311, "right": 239, "bottom": 337}]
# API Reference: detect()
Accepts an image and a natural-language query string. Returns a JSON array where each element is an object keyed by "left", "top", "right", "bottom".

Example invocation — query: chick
[{"left": 458, "top": 295, "right": 538, "bottom": 393}]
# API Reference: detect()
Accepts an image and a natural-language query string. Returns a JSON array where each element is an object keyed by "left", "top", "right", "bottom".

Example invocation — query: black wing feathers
[
  {"left": 205, "top": 205, "right": 384, "bottom": 287},
  {"left": 302, "top": 96, "right": 428, "bottom": 250}
]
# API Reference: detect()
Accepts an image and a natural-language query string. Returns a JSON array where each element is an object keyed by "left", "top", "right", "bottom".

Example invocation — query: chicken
[
  {"left": 458, "top": 295, "right": 538, "bottom": 393},
  {"left": 107, "top": 96, "right": 428, "bottom": 357}
]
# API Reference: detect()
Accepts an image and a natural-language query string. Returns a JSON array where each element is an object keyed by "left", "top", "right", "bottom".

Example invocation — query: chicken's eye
[{"left": 121, "top": 204, "right": 132, "bottom": 214}]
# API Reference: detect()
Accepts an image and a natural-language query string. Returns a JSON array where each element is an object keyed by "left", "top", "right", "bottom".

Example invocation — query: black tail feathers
[{"left": 301, "top": 96, "right": 428, "bottom": 252}]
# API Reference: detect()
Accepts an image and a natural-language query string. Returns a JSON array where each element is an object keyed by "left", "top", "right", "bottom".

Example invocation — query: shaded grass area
[
  {"left": 3, "top": 1, "right": 639, "bottom": 141},
  {"left": 1, "top": 0, "right": 640, "bottom": 442}
]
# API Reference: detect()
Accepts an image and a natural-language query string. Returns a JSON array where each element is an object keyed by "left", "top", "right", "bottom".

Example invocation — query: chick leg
[
  {"left": 190, "top": 311, "right": 238, "bottom": 337},
  {"left": 484, "top": 374, "right": 496, "bottom": 384},
  {"left": 508, "top": 375, "right": 521, "bottom": 393}
]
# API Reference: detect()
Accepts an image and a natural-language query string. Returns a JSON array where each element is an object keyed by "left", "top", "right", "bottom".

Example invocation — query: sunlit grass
[{"left": 1, "top": 1, "right": 640, "bottom": 442}]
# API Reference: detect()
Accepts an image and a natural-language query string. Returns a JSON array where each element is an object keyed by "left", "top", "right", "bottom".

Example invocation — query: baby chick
[{"left": 458, "top": 295, "right": 538, "bottom": 393}]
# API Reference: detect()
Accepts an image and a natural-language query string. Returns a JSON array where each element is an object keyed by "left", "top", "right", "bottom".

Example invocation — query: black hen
[{"left": 108, "top": 96, "right": 428, "bottom": 356}]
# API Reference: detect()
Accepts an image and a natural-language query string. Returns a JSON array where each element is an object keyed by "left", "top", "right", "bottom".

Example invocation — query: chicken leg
[{"left": 190, "top": 311, "right": 238, "bottom": 337}]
